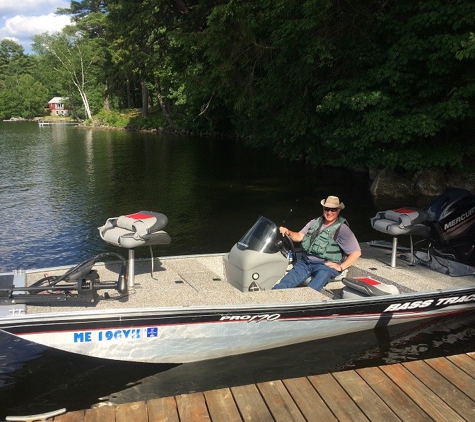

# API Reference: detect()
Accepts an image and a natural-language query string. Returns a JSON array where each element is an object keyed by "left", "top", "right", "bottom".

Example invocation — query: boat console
[
  {"left": 225, "top": 216, "right": 353, "bottom": 292},
  {"left": 224, "top": 216, "right": 291, "bottom": 292}
]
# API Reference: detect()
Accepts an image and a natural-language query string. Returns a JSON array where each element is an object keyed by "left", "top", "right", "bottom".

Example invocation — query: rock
[
  {"left": 370, "top": 169, "right": 416, "bottom": 197},
  {"left": 368, "top": 167, "right": 382, "bottom": 180},
  {"left": 412, "top": 169, "right": 446, "bottom": 196},
  {"left": 370, "top": 167, "right": 474, "bottom": 202},
  {"left": 446, "top": 171, "right": 475, "bottom": 192}
]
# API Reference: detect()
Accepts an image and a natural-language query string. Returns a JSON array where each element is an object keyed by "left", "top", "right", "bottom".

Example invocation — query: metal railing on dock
[{"left": 38, "top": 121, "right": 79, "bottom": 126}]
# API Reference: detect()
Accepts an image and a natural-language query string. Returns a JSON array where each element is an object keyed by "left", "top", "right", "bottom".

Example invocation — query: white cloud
[
  {"left": 0, "top": 1, "right": 70, "bottom": 17},
  {"left": 2, "top": 14, "right": 71, "bottom": 38},
  {"left": 0, "top": 1, "right": 71, "bottom": 53}
]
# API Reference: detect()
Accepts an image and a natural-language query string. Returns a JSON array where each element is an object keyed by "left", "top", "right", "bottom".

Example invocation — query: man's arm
[
  {"left": 340, "top": 250, "right": 361, "bottom": 271},
  {"left": 279, "top": 226, "right": 305, "bottom": 242},
  {"left": 325, "top": 250, "right": 361, "bottom": 272}
]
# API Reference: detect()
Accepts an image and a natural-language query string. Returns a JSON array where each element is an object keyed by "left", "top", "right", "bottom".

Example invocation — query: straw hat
[{"left": 320, "top": 196, "right": 345, "bottom": 209}]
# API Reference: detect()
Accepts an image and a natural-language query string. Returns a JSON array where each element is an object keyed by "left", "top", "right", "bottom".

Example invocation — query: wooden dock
[{"left": 25, "top": 352, "right": 475, "bottom": 422}]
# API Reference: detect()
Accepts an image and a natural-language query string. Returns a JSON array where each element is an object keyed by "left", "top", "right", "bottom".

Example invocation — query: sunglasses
[{"left": 323, "top": 207, "right": 339, "bottom": 212}]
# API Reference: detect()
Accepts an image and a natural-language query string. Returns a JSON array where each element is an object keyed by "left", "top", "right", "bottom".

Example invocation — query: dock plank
[
  {"left": 115, "top": 401, "right": 148, "bottom": 422},
  {"left": 84, "top": 406, "right": 116, "bottom": 422},
  {"left": 308, "top": 373, "right": 369, "bottom": 422},
  {"left": 231, "top": 384, "right": 273, "bottom": 422},
  {"left": 402, "top": 359, "right": 475, "bottom": 421},
  {"left": 447, "top": 353, "right": 475, "bottom": 378},
  {"left": 257, "top": 380, "right": 305, "bottom": 422},
  {"left": 356, "top": 366, "right": 432, "bottom": 421},
  {"left": 333, "top": 370, "right": 400, "bottom": 422},
  {"left": 425, "top": 356, "right": 475, "bottom": 401},
  {"left": 54, "top": 410, "right": 85, "bottom": 422},
  {"left": 51, "top": 353, "right": 475, "bottom": 422},
  {"left": 204, "top": 388, "right": 242, "bottom": 422},
  {"left": 381, "top": 363, "right": 465, "bottom": 422},
  {"left": 282, "top": 377, "right": 336, "bottom": 421},
  {"left": 176, "top": 392, "right": 211, "bottom": 422},
  {"left": 147, "top": 396, "right": 179, "bottom": 422}
]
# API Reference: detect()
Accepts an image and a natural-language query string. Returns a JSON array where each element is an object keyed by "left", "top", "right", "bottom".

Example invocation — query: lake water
[
  {"left": 0, "top": 121, "right": 379, "bottom": 272},
  {"left": 0, "top": 122, "right": 474, "bottom": 417}
]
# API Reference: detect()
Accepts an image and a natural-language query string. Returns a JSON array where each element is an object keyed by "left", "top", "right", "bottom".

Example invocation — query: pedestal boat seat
[
  {"left": 98, "top": 211, "right": 171, "bottom": 286},
  {"left": 371, "top": 208, "right": 430, "bottom": 267}
]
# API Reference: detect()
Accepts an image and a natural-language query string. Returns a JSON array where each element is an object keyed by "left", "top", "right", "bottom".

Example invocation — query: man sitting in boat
[{"left": 273, "top": 195, "right": 361, "bottom": 291}]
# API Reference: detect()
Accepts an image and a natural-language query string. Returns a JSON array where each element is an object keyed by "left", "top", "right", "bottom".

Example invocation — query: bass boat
[{"left": 1, "top": 190, "right": 474, "bottom": 364}]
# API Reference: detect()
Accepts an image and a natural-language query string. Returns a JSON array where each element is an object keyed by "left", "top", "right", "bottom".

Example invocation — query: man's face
[{"left": 323, "top": 207, "right": 340, "bottom": 223}]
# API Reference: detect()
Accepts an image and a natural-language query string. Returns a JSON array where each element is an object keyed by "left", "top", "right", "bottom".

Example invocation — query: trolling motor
[{"left": 0, "top": 252, "right": 127, "bottom": 306}]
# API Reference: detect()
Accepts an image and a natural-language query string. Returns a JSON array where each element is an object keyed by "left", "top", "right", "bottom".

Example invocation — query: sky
[{"left": 0, "top": 0, "right": 72, "bottom": 54}]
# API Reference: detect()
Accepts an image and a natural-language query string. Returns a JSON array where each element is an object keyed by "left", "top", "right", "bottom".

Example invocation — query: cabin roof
[{"left": 48, "top": 97, "right": 69, "bottom": 104}]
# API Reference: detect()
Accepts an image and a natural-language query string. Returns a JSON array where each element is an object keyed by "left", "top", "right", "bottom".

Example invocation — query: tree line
[{"left": 1, "top": 0, "right": 474, "bottom": 173}]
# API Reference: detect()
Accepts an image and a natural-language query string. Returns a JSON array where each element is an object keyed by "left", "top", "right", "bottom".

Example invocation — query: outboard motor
[
  {"left": 424, "top": 188, "right": 475, "bottom": 266},
  {"left": 224, "top": 216, "right": 293, "bottom": 291}
]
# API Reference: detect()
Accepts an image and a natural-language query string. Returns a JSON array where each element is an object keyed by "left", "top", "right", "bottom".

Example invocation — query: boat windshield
[{"left": 236, "top": 216, "right": 280, "bottom": 253}]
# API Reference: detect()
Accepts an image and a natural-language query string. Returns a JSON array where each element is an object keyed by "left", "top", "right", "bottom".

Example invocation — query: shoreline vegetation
[
  {"left": 3, "top": 110, "right": 235, "bottom": 137},
  {"left": 82, "top": 109, "right": 235, "bottom": 138},
  {"left": 89, "top": 110, "right": 475, "bottom": 199},
  {"left": 1, "top": 1, "right": 474, "bottom": 179},
  {"left": 7, "top": 109, "right": 474, "bottom": 198}
]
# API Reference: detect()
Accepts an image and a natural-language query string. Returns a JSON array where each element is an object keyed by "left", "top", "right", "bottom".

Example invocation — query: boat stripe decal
[{"left": 2, "top": 305, "right": 471, "bottom": 337}]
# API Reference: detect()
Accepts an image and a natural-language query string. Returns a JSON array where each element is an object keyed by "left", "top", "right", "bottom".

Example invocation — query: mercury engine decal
[{"left": 444, "top": 205, "right": 475, "bottom": 232}]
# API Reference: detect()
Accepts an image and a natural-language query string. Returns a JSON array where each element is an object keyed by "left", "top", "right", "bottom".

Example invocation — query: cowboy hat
[{"left": 320, "top": 195, "right": 345, "bottom": 210}]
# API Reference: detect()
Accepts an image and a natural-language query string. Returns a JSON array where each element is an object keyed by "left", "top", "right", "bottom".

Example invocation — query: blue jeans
[{"left": 272, "top": 254, "right": 339, "bottom": 292}]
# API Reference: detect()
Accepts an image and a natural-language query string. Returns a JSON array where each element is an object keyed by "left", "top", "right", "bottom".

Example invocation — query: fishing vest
[{"left": 301, "top": 215, "right": 348, "bottom": 262}]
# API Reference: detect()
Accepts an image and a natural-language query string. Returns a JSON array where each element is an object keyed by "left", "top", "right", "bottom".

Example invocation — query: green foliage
[
  {"left": 32, "top": 30, "right": 106, "bottom": 120},
  {"left": 457, "top": 32, "right": 475, "bottom": 60},
  {"left": 94, "top": 109, "right": 131, "bottom": 127},
  {"left": 0, "top": 40, "right": 48, "bottom": 119},
  {"left": 89, "top": 0, "right": 474, "bottom": 171},
  {"left": 312, "top": 0, "right": 475, "bottom": 170},
  {"left": 91, "top": 109, "right": 167, "bottom": 129},
  {"left": 3, "top": 0, "right": 475, "bottom": 173},
  {"left": 0, "top": 74, "right": 48, "bottom": 119},
  {"left": 129, "top": 113, "right": 168, "bottom": 130}
]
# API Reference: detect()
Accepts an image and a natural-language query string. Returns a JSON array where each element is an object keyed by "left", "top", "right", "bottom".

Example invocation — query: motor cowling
[{"left": 424, "top": 188, "right": 475, "bottom": 266}]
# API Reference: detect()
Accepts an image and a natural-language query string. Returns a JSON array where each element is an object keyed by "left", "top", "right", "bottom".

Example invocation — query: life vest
[{"left": 301, "top": 215, "right": 347, "bottom": 261}]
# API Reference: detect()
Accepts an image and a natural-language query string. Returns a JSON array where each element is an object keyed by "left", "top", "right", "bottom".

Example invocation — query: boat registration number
[{"left": 73, "top": 327, "right": 158, "bottom": 343}]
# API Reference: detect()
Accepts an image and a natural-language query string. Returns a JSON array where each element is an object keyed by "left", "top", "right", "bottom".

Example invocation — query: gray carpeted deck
[{"left": 24, "top": 243, "right": 475, "bottom": 315}]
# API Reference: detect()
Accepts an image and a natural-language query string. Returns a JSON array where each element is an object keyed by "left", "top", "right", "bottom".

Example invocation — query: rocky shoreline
[{"left": 369, "top": 167, "right": 475, "bottom": 207}]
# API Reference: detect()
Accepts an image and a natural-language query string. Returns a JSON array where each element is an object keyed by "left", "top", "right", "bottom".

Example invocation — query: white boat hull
[{"left": 3, "top": 292, "right": 474, "bottom": 363}]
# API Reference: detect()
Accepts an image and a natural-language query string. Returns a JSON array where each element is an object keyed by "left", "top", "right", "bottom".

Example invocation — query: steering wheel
[{"left": 277, "top": 233, "right": 297, "bottom": 265}]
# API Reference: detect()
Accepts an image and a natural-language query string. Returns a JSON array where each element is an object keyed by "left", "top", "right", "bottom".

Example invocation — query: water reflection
[{"left": 0, "top": 122, "right": 378, "bottom": 272}]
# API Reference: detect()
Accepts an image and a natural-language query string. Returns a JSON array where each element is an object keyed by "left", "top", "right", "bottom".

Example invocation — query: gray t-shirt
[{"left": 300, "top": 218, "right": 361, "bottom": 263}]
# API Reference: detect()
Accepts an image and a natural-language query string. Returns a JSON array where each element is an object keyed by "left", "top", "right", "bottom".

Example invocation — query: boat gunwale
[{"left": 2, "top": 284, "right": 475, "bottom": 326}]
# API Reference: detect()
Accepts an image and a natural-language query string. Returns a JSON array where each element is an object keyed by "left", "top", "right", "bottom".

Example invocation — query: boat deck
[{"left": 23, "top": 243, "right": 475, "bottom": 315}]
